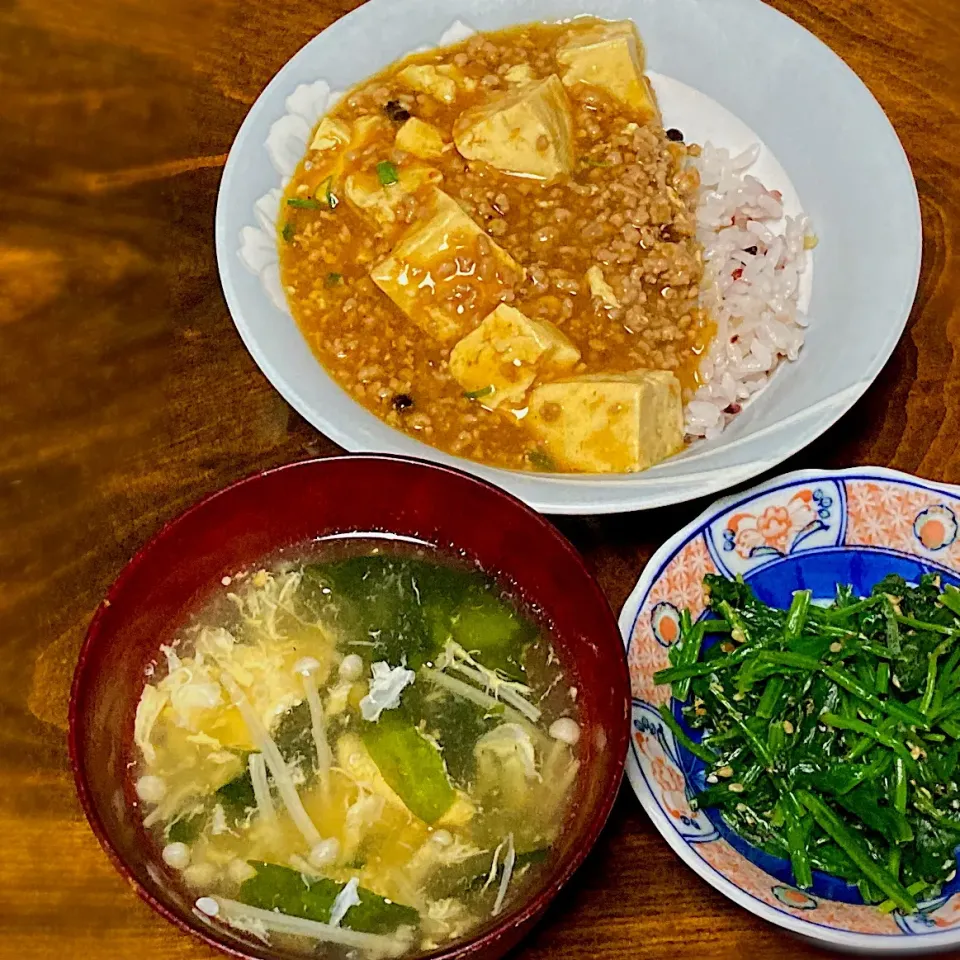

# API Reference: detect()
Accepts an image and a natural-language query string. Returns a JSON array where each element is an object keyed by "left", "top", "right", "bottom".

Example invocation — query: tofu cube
[
  {"left": 370, "top": 190, "right": 525, "bottom": 342},
  {"left": 504, "top": 63, "right": 536, "bottom": 85},
  {"left": 303, "top": 114, "right": 391, "bottom": 199},
  {"left": 557, "top": 21, "right": 660, "bottom": 122},
  {"left": 309, "top": 117, "right": 352, "bottom": 153},
  {"left": 398, "top": 64, "right": 473, "bottom": 103},
  {"left": 454, "top": 75, "right": 574, "bottom": 181},
  {"left": 345, "top": 164, "right": 442, "bottom": 226},
  {"left": 449, "top": 305, "right": 580, "bottom": 409},
  {"left": 527, "top": 370, "right": 684, "bottom": 472},
  {"left": 395, "top": 118, "right": 447, "bottom": 160}
]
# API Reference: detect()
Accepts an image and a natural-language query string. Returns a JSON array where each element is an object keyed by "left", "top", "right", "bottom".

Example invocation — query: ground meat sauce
[{"left": 279, "top": 19, "right": 710, "bottom": 472}]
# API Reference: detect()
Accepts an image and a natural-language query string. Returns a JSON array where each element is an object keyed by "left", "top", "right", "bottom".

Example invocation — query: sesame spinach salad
[{"left": 654, "top": 573, "right": 960, "bottom": 915}]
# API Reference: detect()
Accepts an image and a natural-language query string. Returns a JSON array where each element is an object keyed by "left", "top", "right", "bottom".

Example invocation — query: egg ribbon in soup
[{"left": 133, "top": 548, "right": 581, "bottom": 957}]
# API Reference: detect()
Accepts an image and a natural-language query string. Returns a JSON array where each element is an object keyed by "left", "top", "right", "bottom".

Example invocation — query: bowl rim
[
  {"left": 213, "top": 0, "right": 922, "bottom": 516},
  {"left": 619, "top": 465, "right": 960, "bottom": 952},
  {"left": 69, "top": 452, "right": 630, "bottom": 960}
]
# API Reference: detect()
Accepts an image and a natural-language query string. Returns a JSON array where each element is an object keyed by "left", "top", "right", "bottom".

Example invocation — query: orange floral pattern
[
  {"left": 726, "top": 490, "right": 820, "bottom": 558},
  {"left": 697, "top": 841, "right": 901, "bottom": 935},
  {"left": 628, "top": 536, "right": 717, "bottom": 706},
  {"left": 845, "top": 480, "right": 960, "bottom": 562}
]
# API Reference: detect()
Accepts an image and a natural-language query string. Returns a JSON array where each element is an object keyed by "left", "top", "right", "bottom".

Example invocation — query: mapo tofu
[{"left": 278, "top": 19, "right": 711, "bottom": 473}]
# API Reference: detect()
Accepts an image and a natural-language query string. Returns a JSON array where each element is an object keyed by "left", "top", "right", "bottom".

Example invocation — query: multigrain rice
[{"left": 685, "top": 143, "right": 814, "bottom": 439}]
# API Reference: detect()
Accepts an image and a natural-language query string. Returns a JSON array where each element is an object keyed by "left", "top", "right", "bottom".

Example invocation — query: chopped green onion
[
  {"left": 376, "top": 161, "right": 400, "bottom": 186},
  {"left": 464, "top": 385, "right": 495, "bottom": 400},
  {"left": 526, "top": 450, "right": 555, "bottom": 472},
  {"left": 654, "top": 644, "right": 755, "bottom": 685},
  {"left": 782, "top": 790, "right": 813, "bottom": 890},
  {"left": 281, "top": 221, "right": 296, "bottom": 242},
  {"left": 287, "top": 197, "right": 323, "bottom": 209},
  {"left": 325, "top": 272, "right": 343, "bottom": 288},
  {"left": 784, "top": 590, "right": 812, "bottom": 641},
  {"left": 757, "top": 677, "right": 785, "bottom": 719},
  {"left": 323, "top": 176, "right": 339, "bottom": 209}
]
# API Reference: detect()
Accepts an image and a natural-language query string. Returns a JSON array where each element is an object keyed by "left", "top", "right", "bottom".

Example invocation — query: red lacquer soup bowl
[{"left": 69, "top": 455, "right": 629, "bottom": 960}]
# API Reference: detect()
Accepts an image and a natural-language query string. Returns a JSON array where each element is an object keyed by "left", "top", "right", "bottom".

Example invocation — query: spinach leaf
[{"left": 664, "top": 572, "right": 960, "bottom": 910}]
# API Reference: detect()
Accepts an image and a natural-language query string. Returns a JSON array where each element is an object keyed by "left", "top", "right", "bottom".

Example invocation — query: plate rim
[
  {"left": 619, "top": 465, "right": 960, "bottom": 951},
  {"left": 215, "top": 0, "right": 923, "bottom": 516}
]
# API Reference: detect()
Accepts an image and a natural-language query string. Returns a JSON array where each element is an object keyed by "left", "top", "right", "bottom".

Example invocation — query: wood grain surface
[{"left": 1, "top": 0, "right": 957, "bottom": 956}]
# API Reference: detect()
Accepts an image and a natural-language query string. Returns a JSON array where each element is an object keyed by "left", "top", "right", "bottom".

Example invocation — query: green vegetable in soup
[
  {"left": 428, "top": 847, "right": 550, "bottom": 898},
  {"left": 302, "top": 555, "right": 532, "bottom": 678},
  {"left": 215, "top": 770, "right": 256, "bottom": 823},
  {"left": 362, "top": 711, "right": 456, "bottom": 823},
  {"left": 403, "top": 684, "right": 497, "bottom": 785},
  {"left": 134, "top": 541, "right": 580, "bottom": 955},
  {"left": 463, "top": 385, "right": 494, "bottom": 400},
  {"left": 303, "top": 556, "right": 439, "bottom": 669},
  {"left": 164, "top": 765, "right": 253, "bottom": 843},
  {"left": 273, "top": 701, "right": 317, "bottom": 774},
  {"left": 239, "top": 862, "right": 419, "bottom": 934},
  {"left": 166, "top": 809, "right": 206, "bottom": 844},
  {"left": 450, "top": 593, "right": 533, "bottom": 680}
]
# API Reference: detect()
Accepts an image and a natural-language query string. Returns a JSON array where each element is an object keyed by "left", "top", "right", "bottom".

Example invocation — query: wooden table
[{"left": 1, "top": 0, "right": 957, "bottom": 956}]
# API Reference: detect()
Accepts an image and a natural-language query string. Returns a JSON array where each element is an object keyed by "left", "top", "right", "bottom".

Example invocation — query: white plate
[{"left": 216, "top": 0, "right": 921, "bottom": 515}]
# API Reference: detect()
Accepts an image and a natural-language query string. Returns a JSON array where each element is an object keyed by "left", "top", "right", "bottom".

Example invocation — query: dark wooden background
[{"left": 1, "top": 0, "right": 957, "bottom": 956}]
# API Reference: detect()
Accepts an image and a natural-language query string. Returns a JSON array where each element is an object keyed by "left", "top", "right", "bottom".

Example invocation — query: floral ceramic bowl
[{"left": 621, "top": 467, "right": 960, "bottom": 954}]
